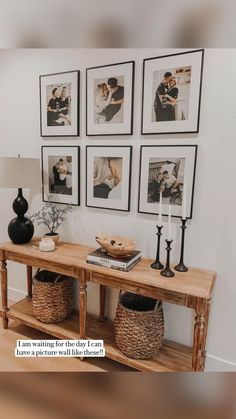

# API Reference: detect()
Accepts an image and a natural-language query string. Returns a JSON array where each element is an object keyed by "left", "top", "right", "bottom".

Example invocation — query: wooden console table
[{"left": 0, "top": 240, "right": 216, "bottom": 372}]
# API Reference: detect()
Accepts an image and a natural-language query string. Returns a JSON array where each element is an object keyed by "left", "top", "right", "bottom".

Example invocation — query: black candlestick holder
[
  {"left": 175, "top": 218, "right": 188, "bottom": 272},
  {"left": 161, "top": 239, "right": 175, "bottom": 278},
  {"left": 151, "top": 225, "right": 164, "bottom": 270}
]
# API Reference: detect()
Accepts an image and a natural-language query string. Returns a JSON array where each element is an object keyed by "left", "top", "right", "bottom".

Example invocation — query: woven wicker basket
[
  {"left": 114, "top": 291, "right": 165, "bottom": 359},
  {"left": 32, "top": 270, "right": 74, "bottom": 324}
]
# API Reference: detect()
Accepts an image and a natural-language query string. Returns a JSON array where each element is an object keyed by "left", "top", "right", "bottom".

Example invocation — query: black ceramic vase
[{"left": 8, "top": 188, "right": 34, "bottom": 244}]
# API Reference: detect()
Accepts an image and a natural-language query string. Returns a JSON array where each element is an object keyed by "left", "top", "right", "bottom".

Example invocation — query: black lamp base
[
  {"left": 8, "top": 188, "right": 34, "bottom": 244},
  {"left": 8, "top": 216, "right": 34, "bottom": 244}
]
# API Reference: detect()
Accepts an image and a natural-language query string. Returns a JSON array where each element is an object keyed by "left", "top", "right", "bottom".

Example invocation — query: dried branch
[{"left": 30, "top": 198, "right": 72, "bottom": 234}]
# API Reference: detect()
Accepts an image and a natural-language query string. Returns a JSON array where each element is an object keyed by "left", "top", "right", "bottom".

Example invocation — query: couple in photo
[
  {"left": 151, "top": 170, "right": 181, "bottom": 205},
  {"left": 95, "top": 77, "right": 124, "bottom": 124},
  {"left": 154, "top": 72, "right": 179, "bottom": 121},
  {"left": 47, "top": 86, "right": 71, "bottom": 126},
  {"left": 93, "top": 157, "right": 122, "bottom": 200},
  {"left": 51, "top": 158, "right": 72, "bottom": 195}
]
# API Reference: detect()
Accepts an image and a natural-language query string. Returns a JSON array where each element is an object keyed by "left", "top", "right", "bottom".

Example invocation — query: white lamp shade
[{"left": 0, "top": 157, "right": 40, "bottom": 189}]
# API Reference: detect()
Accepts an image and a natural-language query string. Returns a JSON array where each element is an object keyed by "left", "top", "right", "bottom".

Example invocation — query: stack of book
[{"left": 86, "top": 248, "right": 141, "bottom": 272}]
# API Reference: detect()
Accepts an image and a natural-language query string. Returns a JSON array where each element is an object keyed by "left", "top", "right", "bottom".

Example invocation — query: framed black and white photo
[
  {"left": 86, "top": 146, "right": 132, "bottom": 211},
  {"left": 141, "top": 50, "right": 204, "bottom": 134},
  {"left": 40, "top": 70, "right": 80, "bottom": 137},
  {"left": 42, "top": 146, "right": 80, "bottom": 205},
  {"left": 86, "top": 61, "right": 134, "bottom": 136},
  {"left": 138, "top": 145, "right": 197, "bottom": 218}
]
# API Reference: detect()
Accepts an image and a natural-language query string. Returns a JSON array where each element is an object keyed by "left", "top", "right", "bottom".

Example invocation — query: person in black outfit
[
  {"left": 94, "top": 183, "right": 111, "bottom": 198},
  {"left": 56, "top": 87, "right": 71, "bottom": 125},
  {"left": 164, "top": 77, "right": 179, "bottom": 121},
  {"left": 105, "top": 78, "right": 124, "bottom": 122},
  {"left": 59, "top": 88, "right": 69, "bottom": 116},
  {"left": 154, "top": 72, "right": 172, "bottom": 121},
  {"left": 52, "top": 163, "right": 60, "bottom": 188},
  {"left": 52, "top": 162, "right": 66, "bottom": 186},
  {"left": 51, "top": 161, "right": 67, "bottom": 194},
  {"left": 47, "top": 88, "right": 61, "bottom": 126},
  {"left": 152, "top": 173, "right": 164, "bottom": 202}
]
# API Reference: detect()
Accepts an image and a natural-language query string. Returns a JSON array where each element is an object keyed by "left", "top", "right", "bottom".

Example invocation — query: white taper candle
[
  {"left": 168, "top": 205, "right": 172, "bottom": 240},
  {"left": 158, "top": 191, "right": 162, "bottom": 224},
  {"left": 182, "top": 183, "right": 187, "bottom": 219}
]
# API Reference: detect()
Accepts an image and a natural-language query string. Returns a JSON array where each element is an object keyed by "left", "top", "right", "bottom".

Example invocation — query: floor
[{"left": 0, "top": 299, "right": 133, "bottom": 372}]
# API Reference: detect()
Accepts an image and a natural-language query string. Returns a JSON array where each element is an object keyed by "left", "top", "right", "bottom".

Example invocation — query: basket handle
[
  {"left": 118, "top": 289, "right": 128, "bottom": 301},
  {"left": 55, "top": 275, "right": 62, "bottom": 284},
  {"left": 154, "top": 300, "right": 162, "bottom": 310}
]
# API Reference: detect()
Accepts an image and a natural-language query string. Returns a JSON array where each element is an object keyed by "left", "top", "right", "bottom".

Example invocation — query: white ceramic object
[
  {"left": 39, "top": 237, "right": 55, "bottom": 252},
  {"left": 44, "top": 233, "right": 60, "bottom": 243}
]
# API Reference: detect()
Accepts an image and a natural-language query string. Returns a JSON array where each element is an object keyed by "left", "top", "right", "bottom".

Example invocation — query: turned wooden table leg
[
  {"left": 26, "top": 265, "right": 32, "bottom": 300},
  {"left": 192, "top": 299, "right": 210, "bottom": 371},
  {"left": 79, "top": 273, "right": 87, "bottom": 362},
  {"left": 201, "top": 300, "right": 210, "bottom": 370},
  {"left": 99, "top": 285, "right": 106, "bottom": 322},
  {"left": 0, "top": 259, "right": 9, "bottom": 329},
  {"left": 79, "top": 281, "right": 87, "bottom": 339}
]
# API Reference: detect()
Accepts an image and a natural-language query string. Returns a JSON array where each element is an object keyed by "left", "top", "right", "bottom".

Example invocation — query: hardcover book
[{"left": 86, "top": 248, "right": 141, "bottom": 271}]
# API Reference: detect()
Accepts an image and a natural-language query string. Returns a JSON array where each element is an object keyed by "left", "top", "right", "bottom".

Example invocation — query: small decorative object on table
[
  {"left": 161, "top": 205, "right": 175, "bottom": 278},
  {"left": 161, "top": 240, "right": 175, "bottom": 278},
  {"left": 87, "top": 248, "right": 141, "bottom": 272},
  {"left": 151, "top": 191, "right": 164, "bottom": 270},
  {"left": 151, "top": 225, "right": 164, "bottom": 270},
  {"left": 32, "top": 269, "right": 74, "bottom": 323},
  {"left": 95, "top": 234, "right": 136, "bottom": 258},
  {"left": 30, "top": 198, "right": 72, "bottom": 243},
  {"left": 175, "top": 185, "right": 188, "bottom": 272},
  {"left": 39, "top": 237, "right": 55, "bottom": 252},
  {"left": 175, "top": 218, "right": 188, "bottom": 272},
  {"left": 114, "top": 291, "right": 164, "bottom": 359}
]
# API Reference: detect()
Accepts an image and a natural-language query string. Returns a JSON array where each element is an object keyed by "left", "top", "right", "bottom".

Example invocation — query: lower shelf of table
[{"left": 5, "top": 299, "right": 193, "bottom": 372}]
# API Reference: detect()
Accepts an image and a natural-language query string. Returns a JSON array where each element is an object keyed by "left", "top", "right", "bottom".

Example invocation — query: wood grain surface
[
  {"left": 6, "top": 299, "right": 192, "bottom": 372},
  {"left": 0, "top": 240, "right": 216, "bottom": 300},
  {"left": 0, "top": 240, "right": 216, "bottom": 372}
]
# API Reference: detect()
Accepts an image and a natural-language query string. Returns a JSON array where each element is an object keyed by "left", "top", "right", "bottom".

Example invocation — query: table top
[{"left": 0, "top": 240, "right": 216, "bottom": 300}]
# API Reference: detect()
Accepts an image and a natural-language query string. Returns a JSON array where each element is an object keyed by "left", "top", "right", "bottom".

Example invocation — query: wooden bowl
[{"left": 95, "top": 235, "right": 136, "bottom": 258}]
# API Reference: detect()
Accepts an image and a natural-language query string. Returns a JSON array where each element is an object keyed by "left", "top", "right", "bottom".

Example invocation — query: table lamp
[{"left": 0, "top": 156, "right": 40, "bottom": 244}]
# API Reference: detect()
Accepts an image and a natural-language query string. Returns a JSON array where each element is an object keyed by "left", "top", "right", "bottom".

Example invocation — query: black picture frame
[
  {"left": 39, "top": 70, "right": 80, "bottom": 137},
  {"left": 138, "top": 145, "right": 198, "bottom": 219},
  {"left": 141, "top": 49, "right": 204, "bottom": 135},
  {"left": 41, "top": 146, "right": 80, "bottom": 206},
  {"left": 86, "top": 145, "right": 132, "bottom": 212},
  {"left": 86, "top": 61, "right": 135, "bottom": 136}
]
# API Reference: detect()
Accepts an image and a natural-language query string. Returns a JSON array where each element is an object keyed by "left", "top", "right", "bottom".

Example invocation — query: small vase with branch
[{"left": 30, "top": 199, "right": 72, "bottom": 242}]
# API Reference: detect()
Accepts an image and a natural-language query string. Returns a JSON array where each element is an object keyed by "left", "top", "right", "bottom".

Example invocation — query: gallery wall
[{"left": 0, "top": 48, "right": 235, "bottom": 371}]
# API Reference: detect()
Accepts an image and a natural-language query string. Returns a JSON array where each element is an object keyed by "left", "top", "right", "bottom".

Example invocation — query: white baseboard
[
  {"left": 8, "top": 287, "right": 26, "bottom": 302},
  {"left": 7, "top": 287, "right": 236, "bottom": 371},
  {"left": 205, "top": 354, "right": 236, "bottom": 371}
]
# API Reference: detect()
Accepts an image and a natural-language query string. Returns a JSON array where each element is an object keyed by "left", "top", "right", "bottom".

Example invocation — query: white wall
[{"left": 0, "top": 48, "right": 235, "bottom": 371}]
